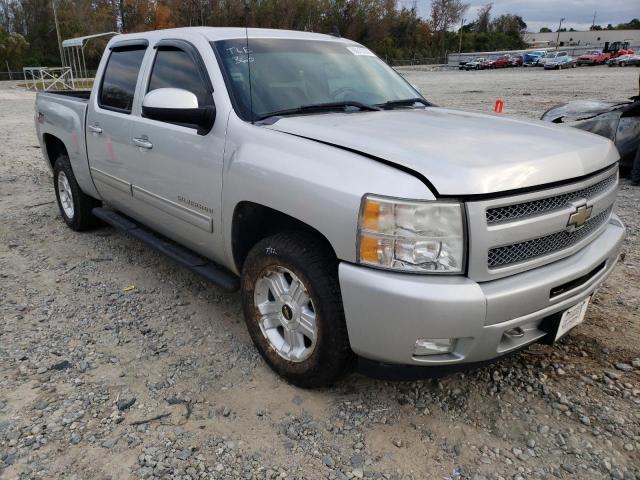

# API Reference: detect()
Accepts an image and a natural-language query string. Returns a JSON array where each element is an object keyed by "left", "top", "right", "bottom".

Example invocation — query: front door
[{"left": 127, "top": 40, "right": 226, "bottom": 261}]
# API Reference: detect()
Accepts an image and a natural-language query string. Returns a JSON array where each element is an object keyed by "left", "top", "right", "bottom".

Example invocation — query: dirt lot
[{"left": 1, "top": 66, "right": 639, "bottom": 480}]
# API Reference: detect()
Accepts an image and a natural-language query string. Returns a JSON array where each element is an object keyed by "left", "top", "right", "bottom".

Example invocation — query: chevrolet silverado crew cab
[{"left": 35, "top": 28, "right": 625, "bottom": 388}]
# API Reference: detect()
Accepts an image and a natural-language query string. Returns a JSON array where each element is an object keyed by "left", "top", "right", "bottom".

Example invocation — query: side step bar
[{"left": 92, "top": 207, "right": 239, "bottom": 292}]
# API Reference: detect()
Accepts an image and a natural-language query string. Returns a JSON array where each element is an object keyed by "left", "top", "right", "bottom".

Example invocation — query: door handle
[
  {"left": 88, "top": 124, "right": 102, "bottom": 134},
  {"left": 133, "top": 137, "right": 153, "bottom": 149}
]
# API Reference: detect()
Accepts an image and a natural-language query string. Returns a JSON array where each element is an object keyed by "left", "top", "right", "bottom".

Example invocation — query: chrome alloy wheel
[
  {"left": 57, "top": 171, "right": 74, "bottom": 219},
  {"left": 254, "top": 267, "right": 317, "bottom": 362}
]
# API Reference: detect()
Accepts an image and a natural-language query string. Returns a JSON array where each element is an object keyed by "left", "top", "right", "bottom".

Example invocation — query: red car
[
  {"left": 577, "top": 50, "right": 610, "bottom": 66},
  {"left": 511, "top": 54, "right": 524, "bottom": 66},
  {"left": 491, "top": 55, "right": 514, "bottom": 68}
]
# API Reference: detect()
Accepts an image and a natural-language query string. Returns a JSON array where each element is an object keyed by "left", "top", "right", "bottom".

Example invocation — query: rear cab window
[{"left": 99, "top": 45, "right": 147, "bottom": 113}]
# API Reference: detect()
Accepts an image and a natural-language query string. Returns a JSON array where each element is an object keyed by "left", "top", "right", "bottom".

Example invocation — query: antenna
[{"left": 244, "top": 1, "right": 254, "bottom": 124}]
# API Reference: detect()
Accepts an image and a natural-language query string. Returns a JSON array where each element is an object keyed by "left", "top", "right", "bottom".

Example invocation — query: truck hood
[{"left": 265, "top": 108, "right": 618, "bottom": 195}]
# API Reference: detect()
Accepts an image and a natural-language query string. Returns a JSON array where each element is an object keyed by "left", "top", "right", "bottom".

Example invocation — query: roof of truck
[{"left": 108, "top": 27, "right": 356, "bottom": 46}]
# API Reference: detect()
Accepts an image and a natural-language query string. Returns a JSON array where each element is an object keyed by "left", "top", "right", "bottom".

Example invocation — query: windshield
[
  {"left": 546, "top": 53, "right": 558, "bottom": 59},
  {"left": 213, "top": 38, "right": 420, "bottom": 121}
]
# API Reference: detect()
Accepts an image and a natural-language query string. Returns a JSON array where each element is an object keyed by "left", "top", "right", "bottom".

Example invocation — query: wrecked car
[{"left": 542, "top": 97, "right": 640, "bottom": 173}]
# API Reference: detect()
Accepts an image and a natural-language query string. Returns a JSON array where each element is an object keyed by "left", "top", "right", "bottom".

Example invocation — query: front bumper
[{"left": 339, "top": 215, "right": 625, "bottom": 367}]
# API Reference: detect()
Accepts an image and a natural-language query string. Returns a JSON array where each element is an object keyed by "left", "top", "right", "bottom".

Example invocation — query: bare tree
[
  {"left": 430, "top": 0, "right": 468, "bottom": 60},
  {"left": 0, "top": 0, "right": 13, "bottom": 31},
  {"left": 475, "top": 2, "right": 491, "bottom": 33}
]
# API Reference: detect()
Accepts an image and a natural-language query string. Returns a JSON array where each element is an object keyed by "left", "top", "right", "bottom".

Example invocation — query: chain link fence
[{"left": 385, "top": 56, "right": 447, "bottom": 67}]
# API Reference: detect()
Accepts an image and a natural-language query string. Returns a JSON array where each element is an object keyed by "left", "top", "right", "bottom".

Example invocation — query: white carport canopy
[{"left": 62, "top": 32, "right": 119, "bottom": 79}]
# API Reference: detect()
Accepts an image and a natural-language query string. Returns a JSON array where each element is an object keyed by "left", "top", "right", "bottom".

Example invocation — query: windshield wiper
[
  {"left": 378, "top": 98, "right": 430, "bottom": 110},
  {"left": 256, "top": 101, "right": 380, "bottom": 121}
]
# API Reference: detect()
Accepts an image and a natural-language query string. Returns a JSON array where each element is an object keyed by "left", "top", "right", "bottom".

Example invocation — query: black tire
[
  {"left": 241, "top": 232, "right": 354, "bottom": 388},
  {"left": 53, "top": 155, "right": 101, "bottom": 231}
]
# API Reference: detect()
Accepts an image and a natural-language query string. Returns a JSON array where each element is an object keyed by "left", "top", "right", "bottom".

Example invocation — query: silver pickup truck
[{"left": 35, "top": 27, "right": 625, "bottom": 388}]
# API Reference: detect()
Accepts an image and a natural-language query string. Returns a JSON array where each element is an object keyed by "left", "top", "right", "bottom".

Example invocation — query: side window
[
  {"left": 99, "top": 47, "right": 146, "bottom": 113},
  {"left": 148, "top": 47, "right": 211, "bottom": 106}
]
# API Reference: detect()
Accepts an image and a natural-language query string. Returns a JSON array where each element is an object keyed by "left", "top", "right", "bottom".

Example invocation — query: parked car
[
  {"left": 523, "top": 51, "right": 546, "bottom": 66},
  {"left": 35, "top": 27, "right": 625, "bottom": 387},
  {"left": 463, "top": 57, "right": 488, "bottom": 70},
  {"left": 537, "top": 52, "right": 556, "bottom": 67},
  {"left": 510, "top": 54, "right": 524, "bottom": 67},
  {"left": 542, "top": 96, "right": 640, "bottom": 174},
  {"left": 608, "top": 54, "right": 640, "bottom": 67},
  {"left": 577, "top": 50, "right": 610, "bottom": 66},
  {"left": 479, "top": 57, "right": 495, "bottom": 69},
  {"left": 544, "top": 51, "right": 576, "bottom": 69},
  {"left": 491, "top": 54, "right": 514, "bottom": 68}
]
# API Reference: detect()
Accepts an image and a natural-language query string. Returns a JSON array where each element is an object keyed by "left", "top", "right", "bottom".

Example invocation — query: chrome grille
[
  {"left": 486, "top": 172, "right": 617, "bottom": 224},
  {"left": 487, "top": 206, "right": 612, "bottom": 269}
]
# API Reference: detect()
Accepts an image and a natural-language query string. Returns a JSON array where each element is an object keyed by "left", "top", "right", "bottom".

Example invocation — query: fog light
[{"left": 413, "top": 338, "right": 455, "bottom": 356}]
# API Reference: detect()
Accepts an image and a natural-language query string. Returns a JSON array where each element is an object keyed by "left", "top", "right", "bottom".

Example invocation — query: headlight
[{"left": 357, "top": 195, "right": 465, "bottom": 273}]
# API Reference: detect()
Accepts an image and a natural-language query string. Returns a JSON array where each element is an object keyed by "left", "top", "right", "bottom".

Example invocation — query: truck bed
[
  {"left": 36, "top": 89, "right": 98, "bottom": 198},
  {"left": 39, "top": 90, "right": 91, "bottom": 101}
]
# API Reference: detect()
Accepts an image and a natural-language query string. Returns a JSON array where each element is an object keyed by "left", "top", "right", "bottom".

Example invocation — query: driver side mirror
[{"left": 142, "top": 88, "right": 215, "bottom": 134}]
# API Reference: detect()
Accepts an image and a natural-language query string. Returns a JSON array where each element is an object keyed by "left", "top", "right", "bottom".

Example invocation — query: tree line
[{"left": 1, "top": 0, "right": 530, "bottom": 72}]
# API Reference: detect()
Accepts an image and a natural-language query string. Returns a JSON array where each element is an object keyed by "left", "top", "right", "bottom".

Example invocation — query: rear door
[
  {"left": 127, "top": 39, "right": 226, "bottom": 259},
  {"left": 86, "top": 41, "right": 148, "bottom": 210}
]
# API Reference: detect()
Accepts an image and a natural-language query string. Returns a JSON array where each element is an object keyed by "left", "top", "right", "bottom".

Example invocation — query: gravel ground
[{"left": 1, "top": 66, "right": 639, "bottom": 480}]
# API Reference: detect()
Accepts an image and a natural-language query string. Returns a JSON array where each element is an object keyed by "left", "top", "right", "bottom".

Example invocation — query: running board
[{"left": 92, "top": 207, "right": 239, "bottom": 292}]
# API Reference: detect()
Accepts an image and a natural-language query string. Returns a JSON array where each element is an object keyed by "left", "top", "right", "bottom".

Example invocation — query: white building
[{"left": 523, "top": 29, "right": 640, "bottom": 49}]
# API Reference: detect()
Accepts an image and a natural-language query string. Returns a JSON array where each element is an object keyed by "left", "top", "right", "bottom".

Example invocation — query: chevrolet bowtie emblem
[{"left": 567, "top": 203, "right": 593, "bottom": 228}]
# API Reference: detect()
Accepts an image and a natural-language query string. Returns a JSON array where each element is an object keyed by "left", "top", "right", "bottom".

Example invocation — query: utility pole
[
  {"left": 6, "top": 61, "right": 12, "bottom": 80},
  {"left": 458, "top": 17, "right": 465, "bottom": 54},
  {"left": 52, "top": 0, "right": 65, "bottom": 67},
  {"left": 591, "top": 11, "right": 596, "bottom": 29},
  {"left": 555, "top": 17, "right": 565, "bottom": 50}
]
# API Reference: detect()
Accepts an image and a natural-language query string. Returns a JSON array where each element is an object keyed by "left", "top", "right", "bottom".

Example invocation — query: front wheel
[
  {"left": 53, "top": 155, "right": 101, "bottom": 231},
  {"left": 241, "top": 232, "right": 353, "bottom": 388}
]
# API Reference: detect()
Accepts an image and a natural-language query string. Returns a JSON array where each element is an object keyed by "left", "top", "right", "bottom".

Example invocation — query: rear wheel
[
  {"left": 241, "top": 232, "right": 353, "bottom": 388},
  {"left": 53, "top": 155, "right": 101, "bottom": 231}
]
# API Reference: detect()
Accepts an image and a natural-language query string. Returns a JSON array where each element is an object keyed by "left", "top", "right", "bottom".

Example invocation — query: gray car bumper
[{"left": 339, "top": 215, "right": 625, "bottom": 366}]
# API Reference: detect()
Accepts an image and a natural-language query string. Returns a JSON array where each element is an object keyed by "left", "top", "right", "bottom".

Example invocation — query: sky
[{"left": 399, "top": 0, "right": 639, "bottom": 32}]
